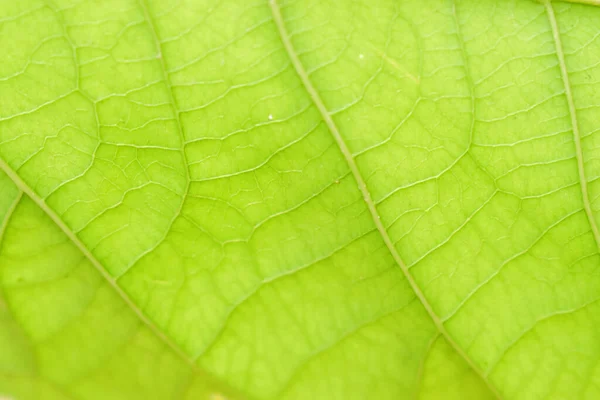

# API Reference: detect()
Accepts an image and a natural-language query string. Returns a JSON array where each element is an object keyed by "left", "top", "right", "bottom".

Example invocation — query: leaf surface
[{"left": 1, "top": 0, "right": 600, "bottom": 399}]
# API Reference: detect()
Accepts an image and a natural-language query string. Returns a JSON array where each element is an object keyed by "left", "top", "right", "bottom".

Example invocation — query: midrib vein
[
  {"left": 269, "top": 1, "right": 501, "bottom": 398},
  {"left": 544, "top": 0, "right": 600, "bottom": 250}
]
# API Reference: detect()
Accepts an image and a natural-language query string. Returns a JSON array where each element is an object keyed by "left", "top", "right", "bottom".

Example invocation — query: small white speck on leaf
[
  {"left": 268, "top": 114, "right": 273, "bottom": 120},
  {"left": 359, "top": 53, "right": 364, "bottom": 59}
]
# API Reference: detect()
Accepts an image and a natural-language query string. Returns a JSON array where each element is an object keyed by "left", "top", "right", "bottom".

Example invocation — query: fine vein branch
[
  {"left": 0, "top": 191, "right": 23, "bottom": 244},
  {"left": 0, "top": 158, "right": 194, "bottom": 367},
  {"left": 543, "top": 0, "right": 600, "bottom": 250},
  {"left": 268, "top": 1, "right": 501, "bottom": 398},
  {"left": 137, "top": 0, "right": 190, "bottom": 183},
  {"left": 0, "top": 157, "right": 251, "bottom": 400}
]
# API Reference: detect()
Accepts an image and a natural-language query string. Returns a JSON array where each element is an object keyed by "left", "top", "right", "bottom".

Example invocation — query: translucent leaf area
[{"left": 1, "top": 0, "right": 600, "bottom": 399}]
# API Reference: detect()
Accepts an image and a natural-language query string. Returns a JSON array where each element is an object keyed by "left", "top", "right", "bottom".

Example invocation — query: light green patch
[{"left": 1, "top": 0, "right": 600, "bottom": 399}]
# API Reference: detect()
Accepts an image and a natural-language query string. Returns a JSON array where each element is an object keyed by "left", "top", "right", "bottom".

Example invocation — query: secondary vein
[
  {"left": 268, "top": 1, "right": 501, "bottom": 398},
  {"left": 544, "top": 0, "right": 600, "bottom": 250},
  {"left": 118, "top": 0, "right": 194, "bottom": 279},
  {"left": 137, "top": 0, "right": 190, "bottom": 182},
  {"left": 0, "top": 4, "right": 253, "bottom": 398},
  {"left": 0, "top": 158, "right": 254, "bottom": 400},
  {"left": 0, "top": 158, "right": 191, "bottom": 362}
]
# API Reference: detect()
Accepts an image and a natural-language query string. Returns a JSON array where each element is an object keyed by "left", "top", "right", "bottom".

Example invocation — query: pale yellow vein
[
  {"left": 544, "top": 0, "right": 600, "bottom": 250},
  {"left": 269, "top": 1, "right": 502, "bottom": 398}
]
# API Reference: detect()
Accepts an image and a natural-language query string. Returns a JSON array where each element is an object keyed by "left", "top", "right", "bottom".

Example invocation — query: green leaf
[{"left": 1, "top": 0, "right": 599, "bottom": 399}]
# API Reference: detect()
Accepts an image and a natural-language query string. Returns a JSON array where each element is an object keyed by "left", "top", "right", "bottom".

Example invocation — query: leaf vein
[
  {"left": 269, "top": 0, "right": 502, "bottom": 398},
  {"left": 544, "top": 0, "right": 600, "bottom": 251}
]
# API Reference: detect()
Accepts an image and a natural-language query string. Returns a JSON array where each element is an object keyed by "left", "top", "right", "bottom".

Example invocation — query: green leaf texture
[{"left": 1, "top": 0, "right": 600, "bottom": 399}]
